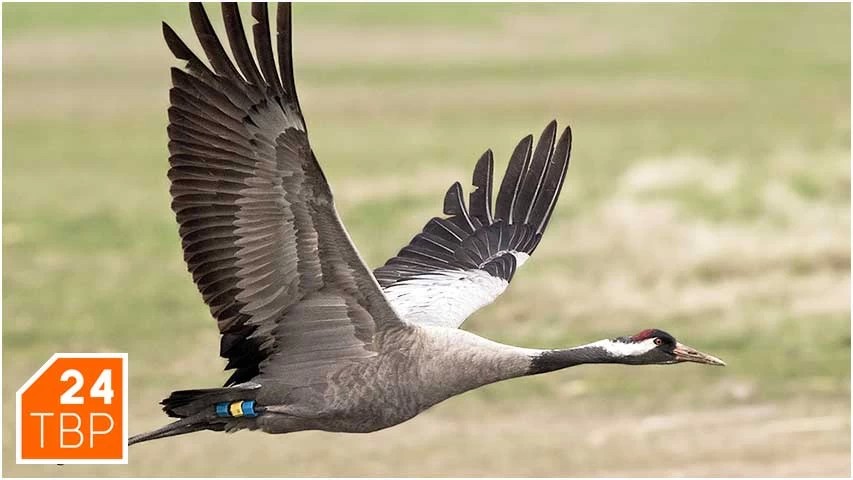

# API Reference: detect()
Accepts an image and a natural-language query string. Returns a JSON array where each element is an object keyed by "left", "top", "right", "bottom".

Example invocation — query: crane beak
[{"left": 672, "top": 342, "right": 726, "bottom": 366}]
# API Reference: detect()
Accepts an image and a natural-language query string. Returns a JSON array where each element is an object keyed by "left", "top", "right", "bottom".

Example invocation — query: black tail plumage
[
  {"left": 162, "top": 387, "right": 238, "bottom": 418},
  {"left": 129, "top": 385, "right": 259, "bottom": 446},
  {"left": 128, "top": 388, "right": 229, "bottom": 446}
]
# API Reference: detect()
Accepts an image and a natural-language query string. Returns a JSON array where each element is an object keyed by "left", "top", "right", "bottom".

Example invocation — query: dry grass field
[{"left": 4, "top": 3, "right": 850, "bottom": 477}]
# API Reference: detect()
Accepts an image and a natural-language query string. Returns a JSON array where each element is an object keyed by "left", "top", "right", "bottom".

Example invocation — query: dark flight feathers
[
  {"left": 374, "top": 121, "right": 572, "bottom": 287},
  {"left": 164, "top": 3, "right": 401, "bottom": 389}
]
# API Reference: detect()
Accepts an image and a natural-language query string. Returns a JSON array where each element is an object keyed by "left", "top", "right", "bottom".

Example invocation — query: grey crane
[{"left": 129, "top": 2, "right": 724, "bottom": 446}]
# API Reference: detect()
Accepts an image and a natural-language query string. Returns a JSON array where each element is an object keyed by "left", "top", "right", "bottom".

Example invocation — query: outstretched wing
[
  {"left": 374, "top": 121, "right": 572, "bottom": 328},
  {"left": 165, "top": 3, "right": 403, "bottom": 387}
]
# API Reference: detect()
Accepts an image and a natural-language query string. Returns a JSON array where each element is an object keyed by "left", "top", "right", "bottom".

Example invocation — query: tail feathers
[
  {"left": 162, "top": 384, "right": 258, "bottom": 418},
  {"left": 128, "top": 417, "right": 224, "bottom": 446},
  {"left": 130, "top": 384, "right": 261, "bottom": 446}
]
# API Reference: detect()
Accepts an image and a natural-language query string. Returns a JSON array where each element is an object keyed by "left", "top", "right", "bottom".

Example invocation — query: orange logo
[{"left": 16, "top": 353, "right": 128, "bottom": 464}]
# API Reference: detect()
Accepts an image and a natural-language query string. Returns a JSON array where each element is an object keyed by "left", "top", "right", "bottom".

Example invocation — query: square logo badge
[{"left": 16, "top": 353, "right": 128, "bottom": 464}]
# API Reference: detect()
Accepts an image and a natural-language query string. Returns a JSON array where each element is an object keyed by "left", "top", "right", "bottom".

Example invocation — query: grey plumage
[{"left": 130, "top": 2, "right": 724, "bottom": 448}]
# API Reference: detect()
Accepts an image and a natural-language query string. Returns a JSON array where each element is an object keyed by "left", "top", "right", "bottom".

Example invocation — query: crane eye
[{"left": 653, "top": 338, "right": 664, "bottom": 346}]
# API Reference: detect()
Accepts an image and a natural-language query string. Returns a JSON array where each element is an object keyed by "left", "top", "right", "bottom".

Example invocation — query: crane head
[{"left": 609, "top": 328, "right": 726, "bottom": 366}]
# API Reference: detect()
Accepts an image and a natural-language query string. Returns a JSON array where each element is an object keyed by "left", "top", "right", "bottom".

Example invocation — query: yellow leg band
[{"left": 229, "top": 401, "right": 244, "bottom": 417}]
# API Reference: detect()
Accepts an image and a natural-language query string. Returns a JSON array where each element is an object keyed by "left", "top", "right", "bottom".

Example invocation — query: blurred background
[{"left": 4, "top": 2, "right": 850, "bottom": 477}]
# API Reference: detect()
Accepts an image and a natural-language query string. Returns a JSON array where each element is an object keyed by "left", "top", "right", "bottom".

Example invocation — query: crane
[{"left": 129, "top": 2, "right": 724, "bottom": 446}]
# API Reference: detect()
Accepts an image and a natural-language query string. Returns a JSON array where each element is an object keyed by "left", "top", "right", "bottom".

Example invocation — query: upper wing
[
  {"left": 374, "top": 121, "right": 572, "bottom": 328},
  {"left": 164, "top": 3, "right": 403, "bottom": 387}
]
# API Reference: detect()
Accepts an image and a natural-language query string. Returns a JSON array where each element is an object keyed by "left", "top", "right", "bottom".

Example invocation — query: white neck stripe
[{"left": 587, "top": 338, "right": 658, "bottom": 357}]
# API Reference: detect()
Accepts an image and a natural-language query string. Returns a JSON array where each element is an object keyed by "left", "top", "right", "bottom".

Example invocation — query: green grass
[{"left": 4, "top": 2, "right": 851, "bottom": 477}]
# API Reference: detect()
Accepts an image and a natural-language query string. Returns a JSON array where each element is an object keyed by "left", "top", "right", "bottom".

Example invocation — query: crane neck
[{"left": 526, "top": 340, "right": 624, "bottom": 375}]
